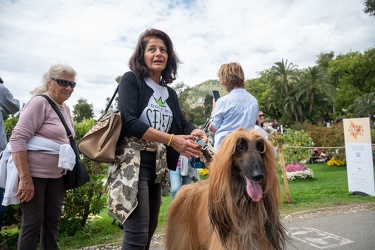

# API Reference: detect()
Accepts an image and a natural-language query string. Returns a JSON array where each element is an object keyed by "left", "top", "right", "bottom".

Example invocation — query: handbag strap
[
  {"left": 103, "top": 85, "right": 119, "bottom": 114},
  {"left": 38, "top": 95, "right": 75, "bottom": 146},
  {"left": 104, "top": 71, "right": 142, "bottom": 113}
]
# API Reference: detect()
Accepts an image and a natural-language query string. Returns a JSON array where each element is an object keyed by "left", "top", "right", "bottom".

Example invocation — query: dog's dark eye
[
  {"left": 256, "top": 139, "right": 265, "bottom": 153},
  {"left": 236, "top": 138, "right": 248, "bottom": 152}
]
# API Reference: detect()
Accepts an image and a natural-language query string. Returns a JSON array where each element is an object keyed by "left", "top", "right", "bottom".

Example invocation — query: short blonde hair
[
  {"left": 217, "top": 62, "right": 245, "bottom": 91},
  {"left": 31, "top": 64, "right": 76, "bottom": 95}
]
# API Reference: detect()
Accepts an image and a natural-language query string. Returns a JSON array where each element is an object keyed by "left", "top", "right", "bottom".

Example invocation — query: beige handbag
[{"left": 77, "top": 86, "right": 121, "bottom": 163}]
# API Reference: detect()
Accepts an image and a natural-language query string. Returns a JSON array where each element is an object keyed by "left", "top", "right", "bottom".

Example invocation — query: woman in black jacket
[{"left": 108, "top": 28, "right": 207, "bottom": 250}]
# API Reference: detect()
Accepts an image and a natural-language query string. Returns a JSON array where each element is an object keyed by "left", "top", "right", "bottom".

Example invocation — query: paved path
[
  {"left": 80, "top": 204, "right": 375, "bottom": 250},
  {"left": 285, "top": 209, "right": 375, "bottom": 250}
]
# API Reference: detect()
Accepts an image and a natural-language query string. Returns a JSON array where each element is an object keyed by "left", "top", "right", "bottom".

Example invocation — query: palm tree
[
  {"left": 350, "top": 92, "right": 375, "bottom": 128},
  {"left": 267, "top": 59, "right": 299, "bottom": 122},
  {"left": 283, "top": 87, "right": 304, "bottom": 122},
  {"left": 297, "top": 66, "right": 335, "bottom": 116},
  {"left": 269, "top": 59, "right": 299, "bottom": 94}
]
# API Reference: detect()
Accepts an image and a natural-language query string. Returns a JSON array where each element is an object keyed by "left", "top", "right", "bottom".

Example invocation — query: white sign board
[{"left": 343, "top": 118, "right": 374, "bottom": 196}]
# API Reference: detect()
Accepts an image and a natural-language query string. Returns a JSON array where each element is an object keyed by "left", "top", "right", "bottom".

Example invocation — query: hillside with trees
[{"left": 178, "top": 47, "right": 375, "bottom": 128}]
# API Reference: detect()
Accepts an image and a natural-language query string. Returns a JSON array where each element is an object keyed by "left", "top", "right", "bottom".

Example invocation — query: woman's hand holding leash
[
  {"left": 169, "top": 134, "right": 202, "bottom": 159},
  {"left": 169, "top": 129, "right": 207, "bottom": 159}
]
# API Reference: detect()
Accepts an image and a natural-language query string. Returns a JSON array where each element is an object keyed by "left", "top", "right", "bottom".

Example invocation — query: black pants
[
  {"left": 18, "top": 177, "right": 64, "bottom": 250},
  {"left": 121, "top": 151, "right": 162, "bottom": 250}
]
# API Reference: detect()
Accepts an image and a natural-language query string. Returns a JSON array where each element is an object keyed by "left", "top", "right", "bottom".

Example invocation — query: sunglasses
[
  {"left": 259, "top": 114, "right": 264, "bottom": 117},
  {"left": 50, "top": 77, "right": 76, "bottom": 88}
]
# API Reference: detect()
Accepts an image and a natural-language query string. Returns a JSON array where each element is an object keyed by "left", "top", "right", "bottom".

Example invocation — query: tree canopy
[
  {"left": 72, "top": 98, "right": 94, "bottom": 122},
  {"left": 245, "top": 47, "right": 375, "bottom": 127},
  {"left": 362, "top": 0, "right": 375, "bottom": 16}
]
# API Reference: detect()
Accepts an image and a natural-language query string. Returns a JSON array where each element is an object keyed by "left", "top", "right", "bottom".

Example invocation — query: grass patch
[
  {"left": 2, "top": 164, "right": 374, "bottom": 249},
  {"left": 57, "top": 209, "right": 124, "bottom": 249},
  {"left": 278, "top": 164, "right": 375, "bottom": 214}
]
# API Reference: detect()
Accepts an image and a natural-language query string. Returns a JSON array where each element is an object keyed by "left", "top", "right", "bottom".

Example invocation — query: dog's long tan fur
[{"left": 166, "top": 128, "right": 288, "bottom": 250}]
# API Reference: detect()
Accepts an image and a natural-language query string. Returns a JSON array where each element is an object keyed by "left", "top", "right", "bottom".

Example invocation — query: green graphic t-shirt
[{"left": 139, "top": 77, "right": 173, "bottom": 132}]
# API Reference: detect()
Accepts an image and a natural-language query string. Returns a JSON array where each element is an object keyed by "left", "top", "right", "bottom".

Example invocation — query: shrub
[
  {"left": 60, "top": 161, "right": 107, "bottom": 235},
  {"left": 304, "top": 123, "right": 344, "bottom": 147},
  {"left": 0, "top": 230, "right": 18, "bottom": 250},
  {"left": 4, "top": 117, "right": 18, "bottom": 140},
  {"left": 59, "top": 121, "right": 107, "bottom": 235},
  {"left": 293, "top": 122, "right": 347, "bottom": 164},
  {"left": 270, "top": 130, "right": 312, "bottom": 165},
  {"left": 3, "top": 205, "right": 21, "bottom": 228},
  {"left": 326, "top": 147, "right": 346, "bottom": 166}
]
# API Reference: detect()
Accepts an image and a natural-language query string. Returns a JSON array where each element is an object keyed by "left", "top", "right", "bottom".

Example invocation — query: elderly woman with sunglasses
[{"left": 9, "top": 64, "right": 76, "bottom": 250}]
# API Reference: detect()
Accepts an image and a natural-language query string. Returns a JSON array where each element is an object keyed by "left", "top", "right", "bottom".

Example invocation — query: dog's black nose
[{"left": 252, "top": 173, "right": 264, "bottom": 182}]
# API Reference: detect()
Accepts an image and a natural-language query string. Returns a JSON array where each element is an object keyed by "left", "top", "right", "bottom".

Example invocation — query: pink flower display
[
  {"left": 285, "top": 163, "right": 314, "bottom": 181},
  {"left": 285, "top": 163, "right": 308, "bottom": 172}
]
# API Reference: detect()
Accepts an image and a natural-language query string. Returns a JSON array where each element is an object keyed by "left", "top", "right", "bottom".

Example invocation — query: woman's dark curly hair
[{"left": 129, "top": 28, "right": 181, "bottom": 85}]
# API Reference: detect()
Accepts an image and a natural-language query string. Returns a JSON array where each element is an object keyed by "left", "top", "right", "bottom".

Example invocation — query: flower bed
[
  {"left": 198, "top": 168, "right": 209, "bottom": 177},
  {"left": 327, "top": 158, "right": 346, "bottom": 166},
  {"left": 285, "top": 163, "right": 314, "bottom": 181}
]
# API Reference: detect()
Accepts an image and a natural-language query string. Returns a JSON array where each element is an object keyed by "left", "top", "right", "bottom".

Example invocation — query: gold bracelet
[{"left": 167, "top": 134, "right": 174, "bottom": 146}]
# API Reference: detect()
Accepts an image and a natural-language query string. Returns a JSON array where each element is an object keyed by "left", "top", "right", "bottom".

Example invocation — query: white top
[
  {"left": 254, "top": 125, "right": 268, "bottom": 139},
  {"left": 0, "top": 136, "right": 75, "bottom": 206}
]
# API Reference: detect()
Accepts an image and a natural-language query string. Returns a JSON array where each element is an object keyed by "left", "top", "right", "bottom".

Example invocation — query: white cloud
[{"left": 1, "top": 0, "right": 374, "bottom": 117}]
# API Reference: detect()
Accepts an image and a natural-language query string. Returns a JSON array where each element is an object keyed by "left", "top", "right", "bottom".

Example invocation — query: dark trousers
[
  {"left": 0, "top": 187, "right": 5, "bottom": 231},
  {"left": 122, "top": 151, "right": 162, "bottom": 250},
  {"left": 18, "top": 177, "right": 65, "bottom": 250}
]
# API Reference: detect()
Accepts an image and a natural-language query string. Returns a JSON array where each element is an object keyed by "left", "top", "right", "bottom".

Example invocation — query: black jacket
[{"left": 118, "top": 71, "right": 196, "bottom": 170}]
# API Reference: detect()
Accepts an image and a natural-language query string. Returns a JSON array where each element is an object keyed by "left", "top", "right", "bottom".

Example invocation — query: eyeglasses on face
[
  {"left": 50, "top": 77, "right": 76, "bottom": 88},
  {"left": 259, "top": 114, "right": 264, "bottom": 118}
]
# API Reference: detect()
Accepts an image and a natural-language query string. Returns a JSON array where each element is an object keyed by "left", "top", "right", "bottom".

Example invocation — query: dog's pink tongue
[{"left": 246, "top": 177, "right": 263, "bottom": 202}]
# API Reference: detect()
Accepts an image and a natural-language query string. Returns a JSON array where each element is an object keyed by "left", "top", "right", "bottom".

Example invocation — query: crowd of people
[{"left": 0, "top": 28, "right": 273, "bottom": 250}]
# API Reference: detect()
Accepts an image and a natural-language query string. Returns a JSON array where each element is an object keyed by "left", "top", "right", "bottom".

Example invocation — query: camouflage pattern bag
[{"left": 107, "top": 137, "right": 169, "bottom": 223}]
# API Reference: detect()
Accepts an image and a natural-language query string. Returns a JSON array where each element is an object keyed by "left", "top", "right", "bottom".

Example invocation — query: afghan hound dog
[{"left": 166, "top": 128, "right": 288, "bottom": 250}]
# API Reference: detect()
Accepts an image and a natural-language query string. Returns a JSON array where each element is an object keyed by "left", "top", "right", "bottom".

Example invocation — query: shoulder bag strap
[
  {"left": 100, "top": 71, "right": 141, "bottom": 120},
  {"left": 38, "top": 95, "right": 74, "bottom": 145},
  {"left": 103, "top": 85, "right": 119, "bottom": 114}
]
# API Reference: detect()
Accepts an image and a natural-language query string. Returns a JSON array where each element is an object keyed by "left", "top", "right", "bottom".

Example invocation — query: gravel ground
[{"left": 76, "top": 203, "right": 375, "bottom": 250}]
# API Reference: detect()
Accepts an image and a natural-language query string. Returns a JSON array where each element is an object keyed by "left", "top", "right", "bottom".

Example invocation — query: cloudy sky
[{"left": 1, "top": 0, "right": 374, "bottom": 117}]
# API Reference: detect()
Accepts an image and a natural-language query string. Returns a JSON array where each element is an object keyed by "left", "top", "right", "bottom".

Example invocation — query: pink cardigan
[{"left": 9, "top": 95, "right": 74, "bottom": 178}]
